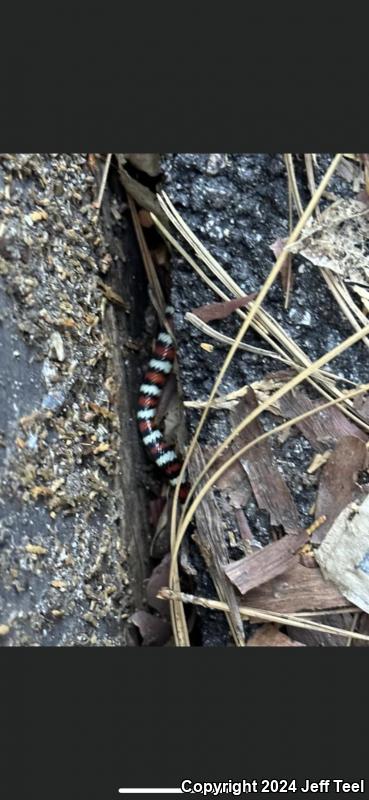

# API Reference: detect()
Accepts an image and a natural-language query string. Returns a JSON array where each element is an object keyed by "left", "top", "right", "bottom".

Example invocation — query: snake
[{"left": 137, "top": 306, "right": 189, "bottom": 502}]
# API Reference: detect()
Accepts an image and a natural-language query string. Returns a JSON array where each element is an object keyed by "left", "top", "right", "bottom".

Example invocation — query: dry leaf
[
  {"left": 288, "top": 198, "right": 369, "bottom": 285},
  {"left": 276, "top": 388, "right": 367, "bottom": 451},
  {"left": 191, "top": 293, "right": 257, "bottom": 323},
  {"left": 146, "top": 554, "right": 171, "bottom": 618},
  {"left": 129, "top": 610, "right": 171, "bottom": 646}
]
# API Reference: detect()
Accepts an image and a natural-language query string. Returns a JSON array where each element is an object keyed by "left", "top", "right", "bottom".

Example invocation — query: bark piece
[
  {"left": 231, "top": 391, "right": 303, "bottom": 535},
  {"left": 277, "top": 390, "right": 367, "bottom": 450},
  {"left": 312, "top": 435, "right": 367, "bottom": 543},
  {"left": 189, "top": 446, "right": 246, "bottom": 646},
  {"left": 245, "top": 561, "right": 348, "bottom": 613},
  {"left": 224, "top": 531, "right": 307, "bottom": 595}
]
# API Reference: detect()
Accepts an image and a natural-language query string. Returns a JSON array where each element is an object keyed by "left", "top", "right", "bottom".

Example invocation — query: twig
[
  {"left": 93, "top": 153, "right": 112, "bottom": 217},
  {"left": 158, "top": 588, "right": 369, "bottom": 644},
  {"left": 345, "top": 611, "right": 360, "bottom": 647}
]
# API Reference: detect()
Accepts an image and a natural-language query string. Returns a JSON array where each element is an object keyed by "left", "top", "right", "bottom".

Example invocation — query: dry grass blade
[
  {"left": 284, "top": 154, "right": 304, "bottom": 216},
  {"left": 93, "top": 153, "right": 112, "bottom": 218},
  {"left": 346, "top": 611, "right": 360, "bottom": 647},
  {"left": 127, "top": 195, "right": 166, "bottom": 320},
  {"left": 185, "top": 312, "right": 300, "bottom": 367},
  {"left": 304, "top": 154, "right": 321, "bottom": 219},
  {"left": 158, "top": 588, "right": 369, "bottom": 644}
]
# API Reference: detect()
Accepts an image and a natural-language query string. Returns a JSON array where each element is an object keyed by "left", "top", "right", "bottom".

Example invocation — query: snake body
[{"left": 137, "top": 306, "right": 189, "bottom": 502}]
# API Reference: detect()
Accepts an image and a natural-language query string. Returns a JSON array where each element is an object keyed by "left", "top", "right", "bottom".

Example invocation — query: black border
[
  {"left": 1, "top": 9, "right": 369, "bottom": 151},
  {"left": 1, "top": 648, "right": 369, "bottom": 798}
]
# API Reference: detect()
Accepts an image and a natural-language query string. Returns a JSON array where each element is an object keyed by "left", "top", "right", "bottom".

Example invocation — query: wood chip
[
  {"left": 224, "top": 531, "right": 307, "bottom": 595},
  {"left": 307, "top": 450, "right": 331, "bottom": 474},
  {"left": 25, "top": 544, "right": 48, "bottom": 555}
]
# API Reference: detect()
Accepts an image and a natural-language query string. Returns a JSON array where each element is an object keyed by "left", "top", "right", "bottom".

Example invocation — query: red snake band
[{"left": 137, "top": 306, "right": 189, "bottom": 503}]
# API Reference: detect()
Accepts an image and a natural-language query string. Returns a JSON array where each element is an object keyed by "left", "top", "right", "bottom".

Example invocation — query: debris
[
  {"left": 97, "top": 279, "right": 129, "bottom": 310},
  {"left": 285, "top": 612, "right": 355, "bottom": 647},
  {"left": 234, "top": 509, "right": 261, "bottom": 553},
  {"left": 315, "top": 495, "right": 369, "bottom": 613},
  {"left": 230, "top": 391, "right": 303, "bottom": 535},
  {"left": 129, "top": 610, "right": 171, "bottom": 646},
  {"left": 224, "top": 530, "right": 307, "bottom": 595},
  {"left": 307, "top": 451, "right": 331, "bottom": 474},
  {"left": 146, "top": 554, "right": 171, "bottom": 618},
  {"left": 312, "top": 435, "right": 367, "bottom": 543},
  {"left": 244, "top": 560, "right": 348, "bottom": 613},
  {"left": 0, "top": 624, "right": 10, "bottom": 636},
  {"left": 125, "top": 154, "right": 161, "bottom": 177},
  {"left": 50, "top": 580, "right": 67, "bottom": 591},
  {"left": 191, "top": 293, "right": 257, "bottom": 323},
  {"left": 24, "top": 544, "right": 48, "bottom": 556},
  {"left": 275, "top": 386, "right": 367, "bottom": 450},
  {"left": 49, "top": 331, "right": 65, "bottom": 362},
  {"left": 189, "top": 446, "right": 246, "bottom": 646},
  {"left": 288, "top": 198, "right": 369, "bottom": 286},
  {"left": 115, "top": 157, "right": 163, "bottom": 218},
  {"left": 246, "top": 624, "right": 305, "bottom": 646}
]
